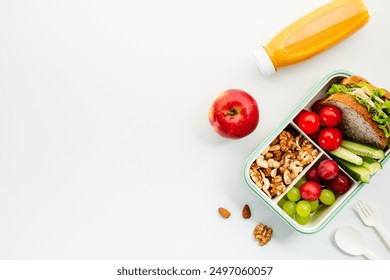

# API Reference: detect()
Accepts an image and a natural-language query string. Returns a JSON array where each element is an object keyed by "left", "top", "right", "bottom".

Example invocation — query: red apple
[{"left": 208, "top": 89, "right": 259, "bottom": 139}]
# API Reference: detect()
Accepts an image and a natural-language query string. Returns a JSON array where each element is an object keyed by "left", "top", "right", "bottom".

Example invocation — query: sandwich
[{"left": 320, "top": 76, "right": 390, "bottom": 149}]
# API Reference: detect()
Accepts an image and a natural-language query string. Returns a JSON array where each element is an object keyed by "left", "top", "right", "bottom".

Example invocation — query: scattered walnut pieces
[
  {"left": 253, "top": 223, "right": 273, "bottom": 246},
  {"left": 249, "top": 130, "right": 318, "bottom": 198},
  {"left": 242, "top": 204, "right": 251, "bottom": 219},
  {"left": 218, "top": 207, "right": 231, "bottom": 219}
]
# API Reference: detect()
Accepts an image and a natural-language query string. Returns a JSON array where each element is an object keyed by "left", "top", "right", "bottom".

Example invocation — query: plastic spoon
[{"left": 334, "top": 226, "right": 381, "bottom": 260}]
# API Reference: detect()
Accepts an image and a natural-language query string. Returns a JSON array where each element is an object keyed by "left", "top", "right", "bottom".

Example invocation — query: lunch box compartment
[
  {"left": 248, "top": 123, "right": 322, "bottom": 203},
  {"left": 276, "top": 153, "right": 357, "bottom": 231}
]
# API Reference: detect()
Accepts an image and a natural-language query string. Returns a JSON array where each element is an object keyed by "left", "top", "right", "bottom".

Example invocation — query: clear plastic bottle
[{"left": 254, "top": 0, "right": 370, "bottom": 76}]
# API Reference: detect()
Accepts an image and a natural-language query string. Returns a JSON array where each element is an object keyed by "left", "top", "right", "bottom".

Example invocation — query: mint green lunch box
[{"left": 243, "top": 70, "right": 390, "bottom": 234}]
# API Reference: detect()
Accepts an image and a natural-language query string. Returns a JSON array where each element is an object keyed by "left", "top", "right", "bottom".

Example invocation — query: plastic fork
[{"left": 356, "top": 200, "right": 390, "bottom": 250}]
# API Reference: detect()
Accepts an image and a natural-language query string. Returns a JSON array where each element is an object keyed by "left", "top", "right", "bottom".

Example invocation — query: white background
[{"left": 0, "top": 0, "right": 389, "bottom": 260}]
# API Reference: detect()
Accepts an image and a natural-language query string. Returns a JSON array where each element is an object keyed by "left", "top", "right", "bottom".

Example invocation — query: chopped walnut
[
  {"left": 254, "top": 223, "right": 273, "bottom": 246},
  {"left": 283, "top": 170, "right": 292, "bottom": 185},
  {"left": 276, "top": 184, "right": 286, "bottom": 196},
  {"left": 297, "top": 140, "right": 319, "bottom": 165},
  {"left": 279, "top": 131, "right": 296, "bottom": 152},
  {"left": 262, "top": 168, "right": 272, "bottom": 178},
  {"left": 273, "top": 150, "right": 283, "bottom": 162},
  {"left": 249, "top": 165, "right": 262, "bottom": 188},
  {"left": 271, "top": 175, "right": 283, "bottom": 187},
  {"left": 289, "top": 160, "right": 303, "bottom": 178},
  {"left": 270, "top": 175, "right": 285, "bottom": 197}
]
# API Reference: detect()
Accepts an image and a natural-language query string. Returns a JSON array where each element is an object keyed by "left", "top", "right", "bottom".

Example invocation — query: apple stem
[{"left": 225, "top": 107, "right": 239, "bottom": 116}]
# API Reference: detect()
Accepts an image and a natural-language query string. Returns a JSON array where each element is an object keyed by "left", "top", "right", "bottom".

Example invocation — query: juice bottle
[{"left": 253, "top": 0, "right": 370, "bottom": 76}]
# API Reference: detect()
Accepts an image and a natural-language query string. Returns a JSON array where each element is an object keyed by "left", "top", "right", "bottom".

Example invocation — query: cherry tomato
[
  {"left": 293, "top": 109, "right": 308, "bottom": 125},
  {"left": 297, "top": 111, "right": 320, "bottom": 134},
  {"left": 318, "top": 127, "right": 342, "bottom": 151},
  {"left": 319, "top": 105, "right": 342, "bottom": 127}
]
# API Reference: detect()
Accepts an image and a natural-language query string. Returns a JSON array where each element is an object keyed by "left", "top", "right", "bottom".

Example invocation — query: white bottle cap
[{"left": 253, "top": 46, "right": 276, "bottom": 76}]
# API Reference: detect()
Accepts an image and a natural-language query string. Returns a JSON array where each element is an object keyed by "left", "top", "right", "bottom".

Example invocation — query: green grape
[
  {"left": 295, "top": 177, "right": 307, "bottom": 189},
  {"left": 309, "top": 199, "right": 319, "bottom": 212},
  {"left": 320, "top": 189, "right": 336, "bottom": 205},
  {"left": 296, "top": 200, "right": 311, "bottom": 217},
  {"left": 278, "top": 197, "right": 287, "bottom": 208},
  {"left": 286, "top": 187, "right": 301, "bottom": 202},
  {"left": 295, "top": 213, "right": 310, "bottom": 225},
  {"left": 282, "top": 201, "right": 296, "bottom": 216}
]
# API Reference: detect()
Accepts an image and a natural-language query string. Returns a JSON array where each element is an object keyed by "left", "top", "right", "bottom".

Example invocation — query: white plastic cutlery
[
  {"left": 356, "top": 200, "right": 390, "bottom": 250},
  {"left": 335, "top": 226, "right": 382, "bottom": 260}
]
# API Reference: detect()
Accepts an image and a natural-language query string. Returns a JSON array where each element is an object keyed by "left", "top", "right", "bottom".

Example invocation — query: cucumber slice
[
  {"left": 329, "top": 146, "right": 363, "bottom": 166},
  {"left": 341, "top": 140, "right": 385, "bottom": 160},
  {"left": 362, "top": 157, "right": 382, "bottom": 175},
  {"left": 335, "top": 158, "right": 371, "bottom": 183}
]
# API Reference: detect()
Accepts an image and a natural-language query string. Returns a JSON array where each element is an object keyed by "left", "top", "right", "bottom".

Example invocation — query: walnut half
[{"left": 254, "top": 223, "right": 273, "bottom": 246}]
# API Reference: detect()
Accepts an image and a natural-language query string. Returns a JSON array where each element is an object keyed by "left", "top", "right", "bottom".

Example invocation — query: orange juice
[{"left": 254, "top": 0, "right": 369, "bottom": 76}]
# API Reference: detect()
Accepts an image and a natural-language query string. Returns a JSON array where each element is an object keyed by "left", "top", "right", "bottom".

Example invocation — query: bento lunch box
[{"left": 243, "top": 70, "right": 390, "bottom": 234}]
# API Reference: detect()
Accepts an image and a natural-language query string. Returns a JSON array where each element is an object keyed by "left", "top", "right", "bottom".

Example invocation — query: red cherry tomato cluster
[{"left": 296, "top": 105, "right": 343, "bottom": 151}]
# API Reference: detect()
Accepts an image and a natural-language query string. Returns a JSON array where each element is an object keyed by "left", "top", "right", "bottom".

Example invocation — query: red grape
[
  {"left": 318, "top": 159, "right": 339, "bottom": 180},
  {"left": 300, "top": 181, "right": 322, "bottom": 201},
  {"left": 328, "top": 172, "right": 351, "bottom": 193},
  {"left": 306, "top": 166, "right": 320, "bottom": 182}
]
